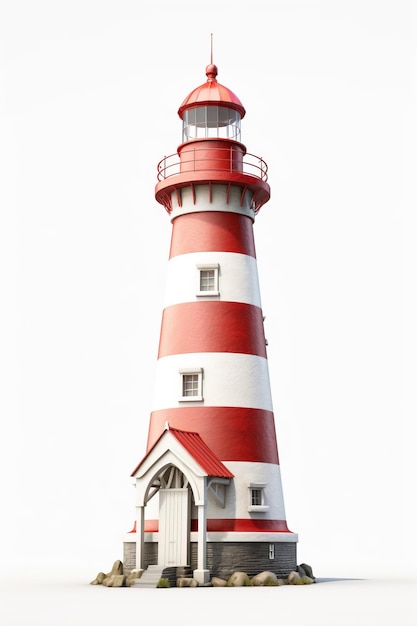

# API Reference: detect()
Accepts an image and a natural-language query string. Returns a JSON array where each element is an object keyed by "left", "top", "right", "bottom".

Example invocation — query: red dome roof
[{"left": 178, "top": 64, "right": 246, "bottom": 119}]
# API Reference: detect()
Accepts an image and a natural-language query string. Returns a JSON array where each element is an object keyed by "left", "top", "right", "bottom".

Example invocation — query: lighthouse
[{"left": 123, "top": 61, "right": 298, "bottom": 584}]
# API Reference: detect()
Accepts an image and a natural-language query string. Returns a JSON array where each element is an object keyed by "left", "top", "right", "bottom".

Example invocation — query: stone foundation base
[
  {"left": 123, "top": 540, "right": 297, "bottom": 580},
  {"left": 192, "top": 541, "right": 297, "bottom": 580}
]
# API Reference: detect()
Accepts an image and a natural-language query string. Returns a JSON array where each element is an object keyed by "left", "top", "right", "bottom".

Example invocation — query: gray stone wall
[
  {"left": 191, "top": 541, "right": 297, "bottom": 579},
  {"left": 124, "top": 540, "right": 296, "bottom": 579},
  {"left": 123, "top": 542, "right": 136, "bottom": 575},
  {"left": 122, "top": 541, "right": 158, "bottom": 576},
  {"left": 143, "top": 542, "right": 158, "bottom": 568}
]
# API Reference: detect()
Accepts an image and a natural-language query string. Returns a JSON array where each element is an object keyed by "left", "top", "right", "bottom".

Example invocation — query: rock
[
  {"left": 299, "top": 563, "right": 315, "bottom": 580},
  {"left": 251, "top": 571, "right": 279, "bottom": 586},
  {"left": 177, "top": 577, "right": 198, "bottom": 587},
  {"left": 103, "top": 574, "right": 126, "bottom": 587},
  {"left": 300, "top": 576, "right": 315, "bottom": 585},
  {"left": 227, "top": 572, "right": 252, "bottom": 587},
  {"left": 112, "top": 575, "right": 126, "bottom": 587},
  {"left": 107, "top": 560, "right": 124, "bottom": 577},
  {"left": 90, "top": 571, "right": 107, "bottom": 585},
  {"left": 287, "top": 571, "right": 301, "bottom": 585},
  {"left": 297, "top": 564, "right": 307, "bottom": 577},
  {"left": 126, "top": 570, "right": 144, "bottom": 587},
  {"left": 211, "top": 577, "right": 227, "bottom": 587},
  {"left": 288, "top": 573, "right": 314, "bottom": 585},
  {"left": 91, "top": 560, "right": 125, "bottom": 586}
]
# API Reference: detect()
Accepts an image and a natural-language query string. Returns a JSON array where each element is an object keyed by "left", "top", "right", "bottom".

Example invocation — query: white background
[{"left": 1, "top": 0, "right": 416, "bottom": 584}]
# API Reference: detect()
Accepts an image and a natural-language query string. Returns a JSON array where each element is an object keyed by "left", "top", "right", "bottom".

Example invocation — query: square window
[
  {"left": 200, "top": 269, "right": 215, "bottom": 291},
  {"left": 197, "top": 263, "right": 219, "bottom": 296},
  {"left": 248, "top": 483, "right": 269, "bottom": 512},
  {"left": 182, "top": 374, "right": 199, "bottom": 397},
  {"left": 179, "top": 368, "right": 203, "bottom": 402},
  {"left": 251, "top": 488, "right": 263, "bottom": 507}
]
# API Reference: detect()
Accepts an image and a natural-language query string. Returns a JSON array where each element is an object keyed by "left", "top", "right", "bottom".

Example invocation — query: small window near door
[
  {"left": 196, "top": 263, "right": 219, "bottom": 296},
  {"left": 179, "top": 368, "right": 203, "bottom": 402},
  {"left": 251, "top": 488, "right": 263, "bottom": 506},
  {"left": 248, "top": 483, "right": 269, "bottom": 512}
]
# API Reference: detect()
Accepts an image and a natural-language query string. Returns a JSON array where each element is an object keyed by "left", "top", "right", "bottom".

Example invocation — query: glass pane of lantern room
[
  {"left": 195, "top": 108, "right": 206, "bottom": 138},
  {"left": 207, "top": 107, "right": 218, "bottom": 137},
  {"left": 183, "top": 109, "right": 196, "bottom": 141},
  {"left": 218, "top": 107, "right": 230, "bottom": 138},
  {"left": 229, "top": 109, "right": 241, "bottom": 140},
  {"left": 188, "top": 109, "right": 196, "bottom": 139},
  {"left": 230, "top": 110, "right": 240, "bottom": 140}
]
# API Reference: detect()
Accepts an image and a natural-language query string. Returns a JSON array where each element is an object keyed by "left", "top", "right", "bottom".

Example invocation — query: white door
[{"left": 158, "top": 488, "right": 189, "bottom": 566}]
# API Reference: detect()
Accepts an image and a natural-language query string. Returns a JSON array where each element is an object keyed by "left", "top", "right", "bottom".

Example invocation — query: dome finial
[{"left": 206, "top": 35, "right": 218, "bottom": 82}]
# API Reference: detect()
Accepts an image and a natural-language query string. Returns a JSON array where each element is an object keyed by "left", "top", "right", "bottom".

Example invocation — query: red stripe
[
  {"left": 158, "top": 301, "right": 267, "bottom": 358},
  {"left": 144, "top": 519, "right": 291, "bottom": 532},
  {"left": 169, "top": 212, "right": 256, "bottom": 258},
  {"left": 147, "top": 407, "right": 279, "bottom": 464}
]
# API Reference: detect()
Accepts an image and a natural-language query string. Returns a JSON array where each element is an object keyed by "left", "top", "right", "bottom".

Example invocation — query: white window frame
[
  {"left": 179, "top": 368, "right": 203, "bottom": 402},
  {"left": 196, "top": 263, "right": 219, "bottom": 297},
  {"left": 248, "top": 483, "right": 269, "bottom": 512}
]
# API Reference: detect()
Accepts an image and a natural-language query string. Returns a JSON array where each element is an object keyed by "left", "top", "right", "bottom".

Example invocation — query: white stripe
[
  {"left": 151, "top": 352, "right": 273, "bottom": 411},
  {"left": 162, "top": 251, "right": 262, "bottom": 308},
  {"left": 131, "top": 462, "right": 287, "bottom": 525},
  {"left": 207, "top": 461, "right": 287, "bottom": 521}
]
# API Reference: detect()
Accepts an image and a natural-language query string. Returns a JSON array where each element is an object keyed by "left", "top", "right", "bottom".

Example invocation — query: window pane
[
  {"left": 183, "top": 374, "right": 199, "bottom": 396},
  {"left": 195, "top": 108, "right": 206, "bottom": 127},
  {"left": 251, "top": 488, "right": 262, "bottom": 506},
  {"left": 207, "top": 107, "right": 218, "bottom": 128},
  {"left": 200, "top": 269, "right": 215, "bottom": 291},
  {"left": 218, "top": 107, "right": 231, "bottom": 127}
]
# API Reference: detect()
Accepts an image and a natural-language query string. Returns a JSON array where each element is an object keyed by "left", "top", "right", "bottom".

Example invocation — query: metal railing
[{"left": 157, "top": 146, "right": 268, "bottom": 183}]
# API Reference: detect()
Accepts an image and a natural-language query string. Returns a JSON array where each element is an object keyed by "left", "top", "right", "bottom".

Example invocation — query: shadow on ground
[{"left": 316, "top": 577, "right": 366, "bottom": 583}]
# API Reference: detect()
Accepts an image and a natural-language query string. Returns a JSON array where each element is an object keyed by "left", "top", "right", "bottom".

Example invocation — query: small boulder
[
  {"left": 103, "top": 574, "right": 126, "bottom": 587},
  {"left": 211, "top": 577, "right": 227, "bottom": 587},
  {"left": 299, "top": 575, "right": 315, "bottom": 585},
  {"left": 251, "top": 571, "right": 279, "bottom": 586},
  {"left": 126, "top": 570, "right": 144, "bottom": 587},
  {"left": 177, "top": 577, "right": 198, "bottom": 587},
  {"left": 297, "top": 564, "right": 307, "bottom": 577},
  {"left": 287, "top": 571, "right": 301, "bottom": 585},
  {"left": 227, "top": 572, "right": 252, "bottom": 587},
  {"left": 90, "top": 571, "right": 107, "bottom": 585},
  {"left": 107, "top": 560, "right": 124, "bottom": 577},
  {"left": 299, "top": 563, "right": 315, "bottom": 580}
]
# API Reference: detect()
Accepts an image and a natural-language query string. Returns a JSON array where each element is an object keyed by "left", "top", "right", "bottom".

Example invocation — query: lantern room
[
  {"left": 155, "top": 63, "right": 270, "bottom": 215},
  {"left": 181, "top": 106, "right": 242, "bottom": 142},
  {"left": 178, "top": 63, "right": 245, "bottom": 143}
]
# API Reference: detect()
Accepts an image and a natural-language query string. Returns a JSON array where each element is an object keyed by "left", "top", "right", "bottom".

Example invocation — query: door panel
[{"left": 158, "top": 488, "right": 189, "bottom": 566}]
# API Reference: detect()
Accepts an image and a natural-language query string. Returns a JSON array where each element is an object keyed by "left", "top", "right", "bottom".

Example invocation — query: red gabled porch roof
[{"left": 131, "top": 426, "right": 234, "bottom": 479}]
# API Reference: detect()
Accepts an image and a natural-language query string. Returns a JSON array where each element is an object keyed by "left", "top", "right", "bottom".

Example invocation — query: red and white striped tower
[{"left": 125, "top": 61, "right": 297, "bottom": 583}]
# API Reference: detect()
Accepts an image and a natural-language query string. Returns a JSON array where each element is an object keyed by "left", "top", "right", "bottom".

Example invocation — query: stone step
[
  {"left": 132, "top": 565, "right": 191, "bottom": 588},
  {"left": 132, "top": 566, "right": 165, "bottom": 588}
]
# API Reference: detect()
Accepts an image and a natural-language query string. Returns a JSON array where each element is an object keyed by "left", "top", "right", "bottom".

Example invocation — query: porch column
[
  {"left": 135, "top": 505, "right": 145, "bottom": 570},
  {"left": 193, "top": 478, "right": 210, "bottom": 585}
]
